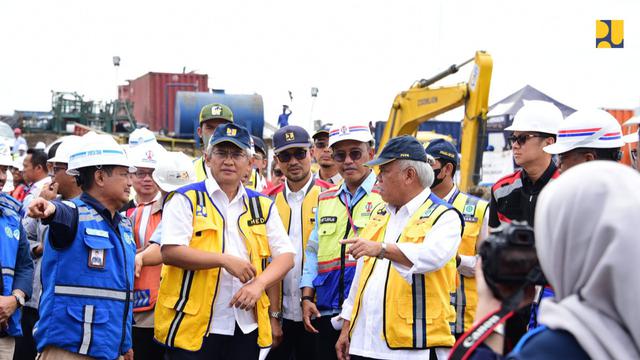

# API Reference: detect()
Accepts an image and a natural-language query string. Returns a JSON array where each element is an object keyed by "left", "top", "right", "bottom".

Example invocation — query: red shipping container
[
  {"left": 118, "top": 72, "right": 209, "bottom": 132},
  {"left": 605, "top": 108, "right": 637, "bottom": 167}
]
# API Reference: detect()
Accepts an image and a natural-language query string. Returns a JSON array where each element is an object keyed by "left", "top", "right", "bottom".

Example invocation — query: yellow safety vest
[
  {"left": 349, "top": 194, "right": 460, "bottom": 349},
  {"left": 450, "top": 191, "right": 489, "bottom": 334},
  {"left": 313, "top": 186, "right": 384, "bottom": 310},
  {"left": 154, "top": 183, "right": 273, "bottom": 351},
  {"left": 193, "top": 156, "right": 207, "bottom": 181},
  {"left": 245, "top": 168, "right": 260, "bottom": 191}
]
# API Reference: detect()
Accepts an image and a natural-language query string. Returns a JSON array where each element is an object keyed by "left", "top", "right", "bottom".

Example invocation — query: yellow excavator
[{"left": 377, "top": 51, "right": 493, "bottom": 191}]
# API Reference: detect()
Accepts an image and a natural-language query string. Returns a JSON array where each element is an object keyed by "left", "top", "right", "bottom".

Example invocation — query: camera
[{"left": 478, "top": 222, "right": 545, "bottom": 302}]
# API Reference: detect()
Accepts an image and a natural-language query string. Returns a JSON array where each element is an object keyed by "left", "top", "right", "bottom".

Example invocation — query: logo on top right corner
[{"left": 596, "top": 20, "right": 623, "bottom": 48}]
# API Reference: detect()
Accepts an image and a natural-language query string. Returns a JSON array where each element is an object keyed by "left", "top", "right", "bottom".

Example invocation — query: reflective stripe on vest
[
  {"left": 79, "top": 305, "right": 95, "bottom": 355},
  {"left": 349, "top": 194, "right": 460, "bottom": 349},
  {"left": 131, "top": 200, "right": 162, "bottom": 312},
  {"left": 450, "top": 191, "right": 488, "bottom": 334},
  {"left": 54, "top": 285, "right": 129, "bottom": 301},
  {"left": 154, "top": 182, "right": 274, "bottom": 351}
]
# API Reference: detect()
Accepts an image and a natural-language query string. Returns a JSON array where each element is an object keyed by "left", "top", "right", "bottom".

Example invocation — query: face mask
[{"left": 431, "top": 168, "right": 443, "bottom": 188}]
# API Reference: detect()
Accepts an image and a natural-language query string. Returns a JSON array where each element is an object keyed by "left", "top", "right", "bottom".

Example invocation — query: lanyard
[
  {"left": 449, "top": 306, "right": 514, "bottom": 360},
  {"left": 341, "top": 192, "right": 358, "bottom": 237}
]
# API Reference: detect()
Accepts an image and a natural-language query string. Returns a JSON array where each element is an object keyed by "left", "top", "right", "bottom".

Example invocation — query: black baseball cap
[
  {"left": 209, "top": 123, "right": 251, "bottom": 150},
  {"left": 312, "top": 124, "right": 332, "bottom": 140},
  {"left": 366, "top": 135, "right": 427, "bottom": 166},
  {"left": 251, "top": 136, "right": 267, "bottom": 155},
  {"left": 425, "top": 139, "right": 458, "bottom": 166},
  {"left": 273, "top": 125, "right": 311, "bottom": 153}
]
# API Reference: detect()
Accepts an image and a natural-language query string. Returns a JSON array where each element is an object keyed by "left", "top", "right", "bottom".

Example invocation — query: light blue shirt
[{"left": 300, "top": 171, "right": 377, "bottom": 314}]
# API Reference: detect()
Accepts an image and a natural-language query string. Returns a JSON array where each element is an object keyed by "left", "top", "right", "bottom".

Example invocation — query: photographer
[{"left": 451, "top": 161, "right": 640, "bottom": 359}]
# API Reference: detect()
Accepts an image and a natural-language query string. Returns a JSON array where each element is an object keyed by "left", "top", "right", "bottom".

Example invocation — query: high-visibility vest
[
  {"left": 0, "top": 206, "right": 22, "bottom": 337},
  {"left": 154, "top": 182, "right": 274, "bottom": 351},
  {"left": 193, "top": 156, "right": 207, "bottom": 181},
  {"left": 349, "top": 194, "right": 462, "bottom": 349},
  {"left": 35, "top": 197, "right": 136, "bottom": 360},
  {"left": 267, "top": 178, "right": 332, "bottom": 309},
  {"left": 313, "top": 186, "right": 384, "bottom": 312},
  {"left": 448, "top": 190, "right": 489, "bottom": 334},
  {"left": 130, "top": 200, "right": 163, "bottom": 312},
  {"left": 245, "top": 168, "right": 260, "bottom": 191}
]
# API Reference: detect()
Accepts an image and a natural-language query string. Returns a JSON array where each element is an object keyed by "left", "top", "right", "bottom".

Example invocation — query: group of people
[{"left": 0, "top": 99, "right": 637, "bottom": 360}]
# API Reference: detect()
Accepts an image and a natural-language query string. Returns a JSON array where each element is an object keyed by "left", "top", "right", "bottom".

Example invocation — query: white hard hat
[
  {"left": 11, "top": 158, "right": 23, "bottom": 171},
  {"left": 505, "top": 101, "right": 564, "bottom": 134},
  {"left": 48, "top": 135, "right": 81, "bottom": 164},
  {"left": 18, "top": 143, "right": 27, "bottom": 152},
  {"left": 623, "top": 131, "right": 639, "bottom": 144},
  {"left": 623, "top": 115, "right": 640, "bottom": 127},
  {"left": 544, "top": 109, "right": 624, "bottom": 155},
  {"left": 129, "top": 142, "right": 167, "bottom": 169},
  {"left": 129, "top": 128, "right": 157, "bottom": 147},
  {"left": 152, "top": 152, "right": 196, "bottom": 192},
  {"left": 328, "top": 124, "right": 374, "bottom": 147},
  {"left": 0, "top": 141, "right": 13, "bottom": 167},
  {"left": 35, "top": 141, "right": 46, "bottom": 150},
  {"left": 67, "top": 133, "right": 135, "bottom": 172}
]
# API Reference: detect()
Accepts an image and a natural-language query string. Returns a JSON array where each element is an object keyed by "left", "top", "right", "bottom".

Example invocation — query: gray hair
[{"left": 397, "top": 159, "right": 433, "bottom": 188}]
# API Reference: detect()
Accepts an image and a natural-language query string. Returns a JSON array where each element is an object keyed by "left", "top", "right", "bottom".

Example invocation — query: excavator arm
[{"left": 377, "top": 51, "right": 493, "bottom": 191}]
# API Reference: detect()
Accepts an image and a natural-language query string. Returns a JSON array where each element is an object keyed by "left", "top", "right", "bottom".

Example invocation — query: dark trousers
[
  {"left": 165, "top": 324, "right": 258, "bottom": 360},
  {"left": 314, "top": 316, "right": 340, "bottom": 360},
  {"left": 133, "top": 327, "right": 165, "bottom": 360},
  {"left": 14, "top": 306, "right": 38, "bottom": 360},
  {"left": 266, "top": 319, "right": 316, "bottom": 360}
]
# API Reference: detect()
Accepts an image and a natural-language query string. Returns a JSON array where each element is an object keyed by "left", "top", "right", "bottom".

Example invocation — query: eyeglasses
[
  {"left": 52, "top": 166, "right": 67, "bottom": 174},
  {"left": 508, "top": 134, "right": 544, "bottom": 146},
  {"left": 314, "top": 141, "right": 329, "bottom": 149},
  {"left": 332, "top": 149, "right": 363, "bottom": 163},
  {"left": 273, "top": 169, "right": 284, "bottom": 177},
  {"left": 276, "top": 149, "right": 307, "bottom": 163},
  {"left": 253, "top": 153, "right": 265, "bottom": 161},
  {"left": 212, "top": 150, "right": 248, "bottom": 161},
  {"left": 134, "top": 170, "right": 154, "bottom": 179}
]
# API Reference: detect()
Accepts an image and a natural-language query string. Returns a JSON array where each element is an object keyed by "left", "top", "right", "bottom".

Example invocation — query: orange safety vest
[{"left": 131, "top": 199, "right": 163, "bottom": 312}]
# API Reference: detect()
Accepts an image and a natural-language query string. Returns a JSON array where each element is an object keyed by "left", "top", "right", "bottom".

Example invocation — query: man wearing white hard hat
[
  {"left": 300, "top": 124, "right": 384, "bottom": 360},
  {"left": 489, "top": 101, "right": 563, "bottom": 230},
  {"left": 122, "top": 142, "right": 165, "bottom": 217},
  {"left": 0, "top": 141, "right": 34, "bottom": 358},
  {"left": 27, "top": 133, "right": 136, "bottom": 360},
  {"left": 128, "top": 127, "right": 157, "bottom": 148},
  {"left": 544, "top": 109, "right": 624, "bottom": 172},
  {"left": 9, "top": 159, "right": 27, "bottom": 203}
]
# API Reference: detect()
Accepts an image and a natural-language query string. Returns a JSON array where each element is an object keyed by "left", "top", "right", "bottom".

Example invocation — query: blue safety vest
[
  {"left": 34, "top": 198, "right": 136, "bottom": 360},
  {"left": 0, "top": 207, "right": 23, "bottom": 337}
]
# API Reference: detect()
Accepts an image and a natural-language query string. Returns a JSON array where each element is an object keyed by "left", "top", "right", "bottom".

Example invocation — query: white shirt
[
  {"left": 442, "top": 185, "right": 489, "bottom": 277},
  {"left": 339, "top": 187, "right": 462, "bottom": 360},
  {"left": 161, "top": 177, "right": 295, "bottom": 335},
  {"left": 23, "top": 176, "right": 52, "bottom": 208},
  {"left": 281, "top": 176, "right": 314, "bottom": 322}
]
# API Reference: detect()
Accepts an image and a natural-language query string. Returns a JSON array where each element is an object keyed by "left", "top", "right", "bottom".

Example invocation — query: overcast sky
[{"left": 1, "top": 0, "right": 638, "bottom": 132}]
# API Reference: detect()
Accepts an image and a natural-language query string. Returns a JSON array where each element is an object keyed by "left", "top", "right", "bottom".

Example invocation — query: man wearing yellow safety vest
[
  {"left": 244, "top": 136, "right": 268, "bottom": 192},
  {"left": 193, "top": 103, "right": 234, "bottom": 181},
  {"left": 156, "top": 123, "right": 294, "bottom": 359},
  {"left": 335, "top": 135, "right": 464, "bottom": 360},
  {"left": 300, "top": 124, "right": 384, "bottom": 360},
  {"left": 312, "top": 125, "right": 342, "bottom": 184},
  {"left": 263, "top": 126, "right": 332, "bottom": 360},
  {"left": 425, "top": 139, "right": 489, "bottom": 338}
]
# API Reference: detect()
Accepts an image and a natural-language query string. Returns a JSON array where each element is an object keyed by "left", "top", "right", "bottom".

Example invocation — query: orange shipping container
[{"left": 605, "top": 108, "right": 637, "bottom": 167}]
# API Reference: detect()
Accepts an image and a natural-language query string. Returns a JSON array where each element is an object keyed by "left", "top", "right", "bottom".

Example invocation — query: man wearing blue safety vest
[
  {"left": 0, "top": 141, "right": 34, "bottom": 358},
  {"left": 300, "top": 124, "right": 384, "bottom": 360},
  {"left": 27, "top": 133, "right": 137, "bottom": 360}
]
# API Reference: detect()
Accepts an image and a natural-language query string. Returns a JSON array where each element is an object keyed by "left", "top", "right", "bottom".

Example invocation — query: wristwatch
[
  {"left": 377, "top": 242, "right": 387, "bottom": 259},
  {"left": 269, "top": 311, "right": 283, "bottom": 320},
  {"left": 12, "top": 291, "right": 25, "bottom": 308},
  {"left": 300, "top": 295, "right": 314, "bottom": 306}
]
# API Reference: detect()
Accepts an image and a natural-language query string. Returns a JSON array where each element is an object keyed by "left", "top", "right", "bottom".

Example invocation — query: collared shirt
[
  {"left": 0, "top": 207, "right": 34, "bottom": 302},
  {"left": 161, "top": 177, "right": 294, "bottom": 336},
  {"left": 339, "top": 187, "right": 462, "bottom": 360},
  {"left": 22, "top": 176, "right": 52, "bottom": 212},
  {"left": 442, "top": 185, "right": 489, "bottom": 276},
  {"left": 317, "top": 170, "right": 342, "bottom": 185},
  {"left": 44, "top": 193, "right": 126, "bottom": 249},
  {"left": 300, "top": 170, "right": 377, "bottom": 316},
  {"left": 281, "top": 176, "right": 314, "bottom": 322}
]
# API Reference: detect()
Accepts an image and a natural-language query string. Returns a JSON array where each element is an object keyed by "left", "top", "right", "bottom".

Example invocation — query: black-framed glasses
[
  {"left": 134, "top": 170, "right": 154, "bottom": 179},
  {"left": 212, "top": 150, "right": 248, "bottom": 161},
  {"left": 332, "top": 149, "right": 363, "bottom": 163},
  {"left": 314, "top": 141, "right": 329, "bottom": 149},
  {"left": 52, "top": 166, "right": 67, "bottom": 174},
  {"left": 508, "top": 134, "right": 544, "bottom": 146},
  {"left": 273, "top": 169, "right": 284, "bottom": 177},
  {"left": 276, "top": 149, "right": 307, "bottom": 163}
]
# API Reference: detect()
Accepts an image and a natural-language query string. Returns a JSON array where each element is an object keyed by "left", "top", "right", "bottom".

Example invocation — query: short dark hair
[
  {"left": 536, "top": 132, "right": 557, "bottom": 141},
  {"left": 438, "top": 158, "right": 457, "bottom": 178},
  {"left": 47, "top": 142, "right": 62, "bottom": 160},
  {"left": 26, "top": 149, "right": 48, "bottom": 170},
  {"left": 76, "top": 166, "right": 115, "bottom": 191},
  {"left": 575, "top": 147, "right": 622, "bottom": 162}
]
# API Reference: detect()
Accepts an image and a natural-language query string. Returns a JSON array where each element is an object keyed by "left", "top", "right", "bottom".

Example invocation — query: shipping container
[
  {"left": 118, "top": 72, "right": 208, "bottom": 132},
  {"left": 605, "top": 108, "right": 637, "bottom": 167},
  {"left": 174, "top": 90, "right": 264, "bottom": 140}
]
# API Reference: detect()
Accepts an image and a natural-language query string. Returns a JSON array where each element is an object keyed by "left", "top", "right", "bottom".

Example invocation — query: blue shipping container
[{"left": 174, "top": 90, "right": 265, "bottom": 141}]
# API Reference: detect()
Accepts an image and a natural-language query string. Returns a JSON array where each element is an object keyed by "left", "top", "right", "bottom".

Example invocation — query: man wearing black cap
[
  {"left": 156, "top": 123, "right": 294, "bottom": 359},
  {"left": 335, "top": 135, "right": 463, "bottom": 360},
  {"left": 425, "top": 138, "right": 489, "bottom": 338},
  {"left": 264, "top": 125, "right": 331, "bottom": 360},
  {"left": 312, "top": 125, "right": 342, "bottom": 184},
  {"left": 244, "top": 135, "right": 268, "bottom": 192}
]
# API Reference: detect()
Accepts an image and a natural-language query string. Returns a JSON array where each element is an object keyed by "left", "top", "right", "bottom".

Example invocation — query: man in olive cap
[{"left": 194, "top": 103, "right": 234, "bottom": 181}]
